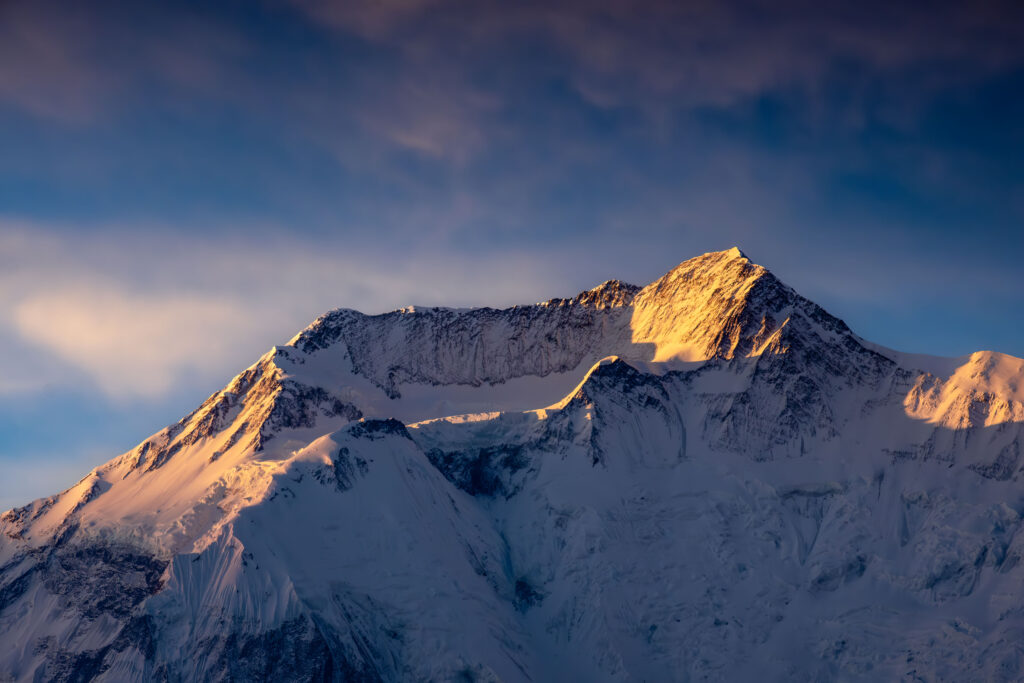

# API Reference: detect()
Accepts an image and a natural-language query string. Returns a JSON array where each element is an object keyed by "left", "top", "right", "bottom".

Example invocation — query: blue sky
[{"left": 1, "top": 0, "right": 1022, "bottom": 510}]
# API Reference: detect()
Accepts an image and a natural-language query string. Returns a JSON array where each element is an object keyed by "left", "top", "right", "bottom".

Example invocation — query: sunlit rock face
[{"left": 3, "top": 248, "right": 1024, "bottom": 682}]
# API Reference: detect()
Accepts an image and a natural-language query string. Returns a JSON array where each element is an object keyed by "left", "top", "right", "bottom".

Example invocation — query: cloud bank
[{"left": 0, "top": 223, "right": 582, "bottom": 400}]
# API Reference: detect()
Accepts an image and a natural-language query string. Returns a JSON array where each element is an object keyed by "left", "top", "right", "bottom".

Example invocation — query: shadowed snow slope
[{"left": 3, "top": 248, "right": 1024, "bottom": 681}]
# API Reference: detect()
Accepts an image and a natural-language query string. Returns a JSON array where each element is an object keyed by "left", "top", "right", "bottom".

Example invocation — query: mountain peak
[
  {"left": 619, "top": 245, "right": 881, "bottom": 372},
  {"left": 626, "top": 247, "right": 791, "bottom": 361},
  {"left": 673, "top": 246, "right": 757, "bottom": 272},
  {"left": 568, "top": 278, "right": 640, "bottom": 308},
  {"left": 647, "top": 247, "right": 768, "bottom": 302}
]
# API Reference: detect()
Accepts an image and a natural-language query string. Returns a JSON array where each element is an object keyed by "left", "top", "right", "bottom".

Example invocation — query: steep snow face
[
  {"left": 903, "top": 351, "right": 1024, "bottom": 428},
  {"left": 2, "top": 248, "right": 1024, "bottom": 682},
  {"left": 144, "top": 419, "right": 540, "bottom": 682},
  {"left": 629, "top": 247, "right": 851, "bottom": 363},
  {"left": 287, "top": 281, "right": 639, "bottom": 399},
  {"left": 409, "top": 360, "right": 1024, "bottom": 681}
]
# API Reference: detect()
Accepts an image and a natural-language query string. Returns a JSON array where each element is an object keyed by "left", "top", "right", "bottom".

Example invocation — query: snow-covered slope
[{"left": 3, "top": 248, "right": 1024, "bottom": 681}]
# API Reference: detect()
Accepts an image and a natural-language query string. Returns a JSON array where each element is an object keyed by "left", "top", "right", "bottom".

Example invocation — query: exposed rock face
[{"left": 2, "top": 248, "right": 1024, "bottom": 681}]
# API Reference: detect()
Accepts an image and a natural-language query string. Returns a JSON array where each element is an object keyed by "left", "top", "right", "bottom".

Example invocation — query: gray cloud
[
  {"left": 0, "top": 0, "right": 249, "bottom": 123},
  {"left": 288, "top": 0, "right": 1024, "bottom": 112}
]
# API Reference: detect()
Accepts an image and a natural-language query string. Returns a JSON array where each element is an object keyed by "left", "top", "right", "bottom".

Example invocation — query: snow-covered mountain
[{"left": 3, "top": 247, "right": 1024, "bottom": 681}]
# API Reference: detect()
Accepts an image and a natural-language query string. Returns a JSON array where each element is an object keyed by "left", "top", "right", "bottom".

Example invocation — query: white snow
[{"left": 2, "top": 247, "right": 1024, "bottom": 681}]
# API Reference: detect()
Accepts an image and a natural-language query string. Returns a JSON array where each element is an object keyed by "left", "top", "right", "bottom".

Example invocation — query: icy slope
[
  {"left": 410, "top": 357, "right": 1024, "bottom": 680},
  {"left": 2, "top": 248, "right": 1024, "bottom": 681}
]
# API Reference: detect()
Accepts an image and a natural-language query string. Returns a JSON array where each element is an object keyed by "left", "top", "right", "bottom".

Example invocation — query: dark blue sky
[{"left": 1, "top": 0, "right": 1022, "bottom": 509}]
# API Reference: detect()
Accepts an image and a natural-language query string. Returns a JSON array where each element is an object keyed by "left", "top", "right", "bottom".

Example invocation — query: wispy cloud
[
  {"left": 287, "top": 0, "right": 1024, "bottom": 115},
  {"left": 12, "top": 285, "right": 252, "bottom": 398},
  {"left": 353, "top": 74, "right": 500, "bottom": 162},
  {"left": 0, "top": 222, "right": 581, "bottom": 400},
  {"left": 0, "top": 454, "right": 100, "bottom": 513},
  {"left": 0, "top": 5, "right": 114, "bottom": 122},
  {"left": 0, "top": 1, "right": 249, "bottom": 124}
]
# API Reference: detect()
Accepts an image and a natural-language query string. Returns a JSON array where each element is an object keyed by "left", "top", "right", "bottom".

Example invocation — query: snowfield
[{"left": 3, "top": 248, "right": 1024, "bottom": 681}]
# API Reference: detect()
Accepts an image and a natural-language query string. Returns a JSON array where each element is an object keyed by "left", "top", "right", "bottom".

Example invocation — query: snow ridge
[{"left": 3, "top": 248, "right": 1024, "bottom": 682}]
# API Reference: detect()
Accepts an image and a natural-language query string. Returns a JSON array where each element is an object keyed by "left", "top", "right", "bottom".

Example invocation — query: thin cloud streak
[
  {"left": 13, "top": 286, "right": 252, "bottom": 398},
  {"left": 0, "top": 223, "right": 581, "bottom": 400}
]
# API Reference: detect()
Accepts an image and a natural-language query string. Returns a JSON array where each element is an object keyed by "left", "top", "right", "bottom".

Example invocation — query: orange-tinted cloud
[{"left": 0, "top": 222, "right": 579, "bottom": 399}]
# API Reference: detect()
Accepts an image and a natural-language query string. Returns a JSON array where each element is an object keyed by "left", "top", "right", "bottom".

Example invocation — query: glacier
[{"left": 3, "top": 247, "right": 1024, "bottom": 681}]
